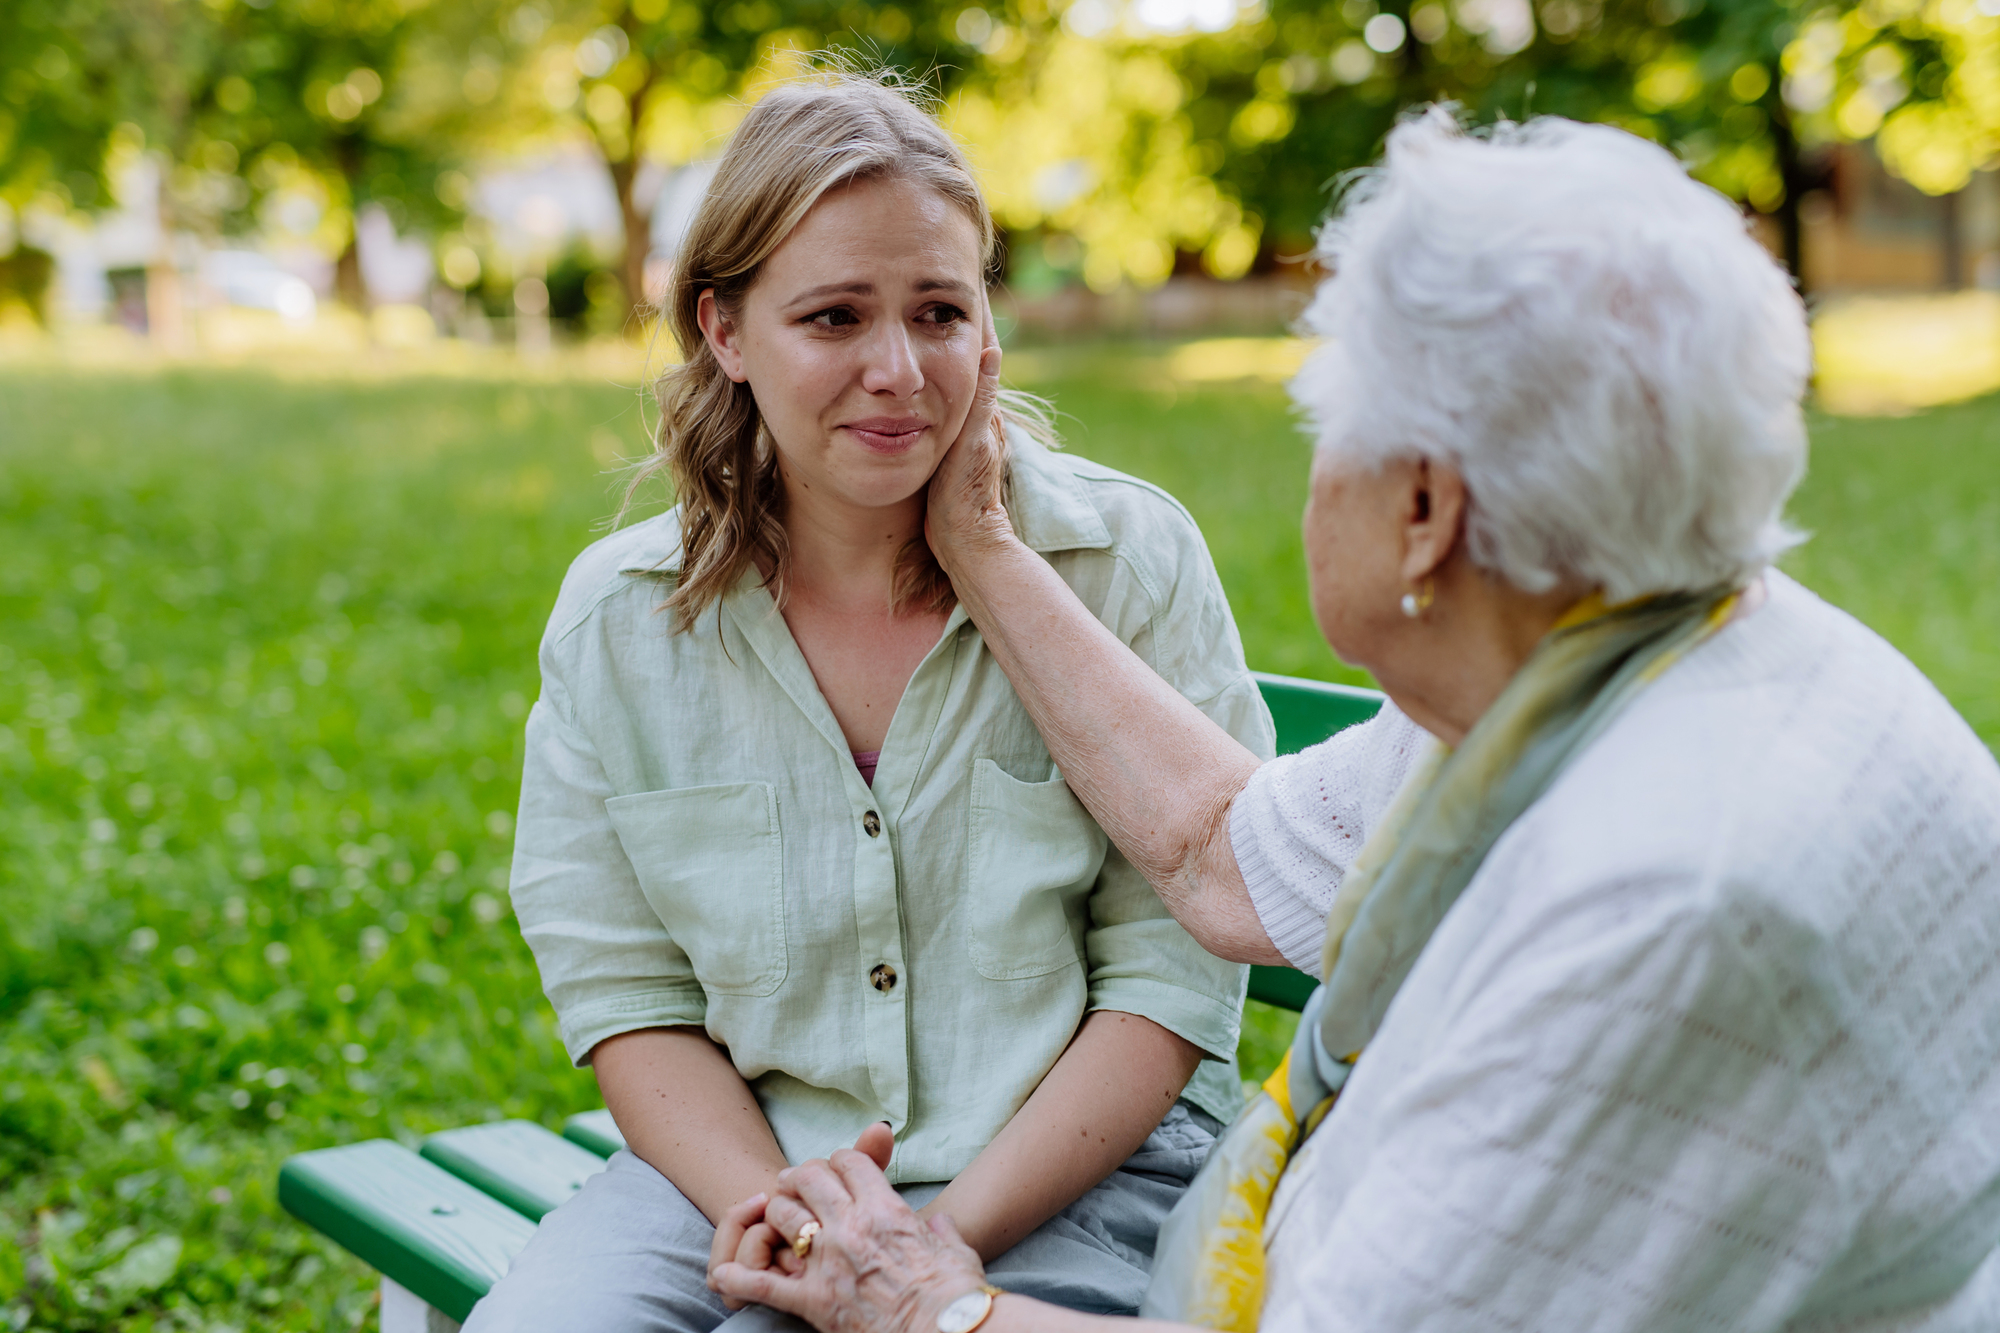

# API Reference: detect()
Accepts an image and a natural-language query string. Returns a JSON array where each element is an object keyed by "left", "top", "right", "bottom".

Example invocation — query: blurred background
[
  {"left": 2, "top": 2, "right": 1997, "bottom": 1330},
  {"left": 1, "top": 0, "right": 1998, "bottom": 394}
]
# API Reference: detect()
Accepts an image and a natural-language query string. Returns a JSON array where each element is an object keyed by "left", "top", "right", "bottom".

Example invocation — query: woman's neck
[
  {"left": 1374, "top": 560, "right": 1585, "bottom": 748},
  {"left": 776, "top": 469, "right": 927, "bottom": 604},
  {"left": 772, "top": 483, "right": 948, "bottom": 755},
  {"left": 1379, "top": 567, "right": 1766, "bottom": 748}
]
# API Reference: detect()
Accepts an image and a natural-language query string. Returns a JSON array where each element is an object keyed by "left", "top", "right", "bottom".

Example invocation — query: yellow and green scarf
[{"left": 1140, "top": 586, "right": 1741, "bottom": 1330}]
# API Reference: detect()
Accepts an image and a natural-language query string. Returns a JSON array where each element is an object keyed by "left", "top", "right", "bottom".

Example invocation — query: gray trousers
[{"left": 462, "top": 1102, "right": 1220, "bottom": 1333}]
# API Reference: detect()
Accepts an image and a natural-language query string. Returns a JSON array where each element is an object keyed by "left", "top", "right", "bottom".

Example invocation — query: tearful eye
[
  {"left": 921, "top": 304, "right": 969, "bottom": 327},
  {"left": 805, "top": 307, "right": 860, "bottom": 328}
]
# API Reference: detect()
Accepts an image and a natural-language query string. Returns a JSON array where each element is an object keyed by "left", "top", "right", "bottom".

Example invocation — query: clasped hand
[{"left": 705, "top": 1124, "right": 989, "bottom": 1333}]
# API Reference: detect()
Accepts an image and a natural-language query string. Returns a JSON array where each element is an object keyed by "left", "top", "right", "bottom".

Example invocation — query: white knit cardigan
[{"left": 1231, "top": 572, "right": 2000, "bottom": 1332}]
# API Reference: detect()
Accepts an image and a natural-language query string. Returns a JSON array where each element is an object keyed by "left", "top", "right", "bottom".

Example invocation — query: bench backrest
[{"left": 1245, "top": 673, "right": 1384, "bottom": 1012}]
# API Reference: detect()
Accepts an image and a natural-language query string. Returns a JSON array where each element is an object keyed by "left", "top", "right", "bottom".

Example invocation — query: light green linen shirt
[{"left": 509, "top": 434, "right": 1275, "bottom": 1183}]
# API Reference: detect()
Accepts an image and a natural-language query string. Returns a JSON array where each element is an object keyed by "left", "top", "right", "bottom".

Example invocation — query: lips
[{"left": 842, "top": 417, "right": 931, "bottom": 454}]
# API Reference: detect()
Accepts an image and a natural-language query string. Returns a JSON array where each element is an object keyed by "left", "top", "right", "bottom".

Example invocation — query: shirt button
[
  {"left": 870, "top": 963, "right": 897, "bottom": 992},
  {"left": 862, "top": 811, "right": 881, "bottom": 837}
]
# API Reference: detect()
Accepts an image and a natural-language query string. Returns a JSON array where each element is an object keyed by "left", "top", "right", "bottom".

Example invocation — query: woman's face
[
  {"left": 1301, "top": 446, "right": 1416, "bottom": 676},
  {"left": 700, "top": 175, "right": 986, "bottom": 516}
]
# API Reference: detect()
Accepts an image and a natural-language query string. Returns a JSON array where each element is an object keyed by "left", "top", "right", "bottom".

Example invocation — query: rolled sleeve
[
  {"left": 510, "top": 667, "right": 707, "bottom": 1066},
  {"left": 1085, "top": 847, "right": 1249, "bottom": 1124},
  {"left": 1085, "top": 847, "right": 1247, "bottom": 1060},
  {"left": 1080, "top": 673, "right": 1273, "bottom": 1041}
]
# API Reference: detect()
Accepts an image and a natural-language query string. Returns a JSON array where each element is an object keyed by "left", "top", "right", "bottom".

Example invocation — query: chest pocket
[
  {"left": 966, "top": 758, "right": 1109, "bottom": 980},
  {"left": 605, "top": 781, "right": 788, "bottom": 997}
]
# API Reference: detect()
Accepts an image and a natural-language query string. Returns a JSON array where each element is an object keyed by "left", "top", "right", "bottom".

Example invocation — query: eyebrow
[{"left": 786, "top": 277, "right": 977, "bottom": 305}]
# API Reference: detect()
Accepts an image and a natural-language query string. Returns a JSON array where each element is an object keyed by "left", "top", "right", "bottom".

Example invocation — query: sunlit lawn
[{"left": 2, "top": 349, "right": 1996, "bottom": 1330}]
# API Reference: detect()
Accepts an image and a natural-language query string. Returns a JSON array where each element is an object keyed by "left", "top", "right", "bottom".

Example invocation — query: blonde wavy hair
[{"left": 630, "top": 67, "right": 1051, "bottom": 631}]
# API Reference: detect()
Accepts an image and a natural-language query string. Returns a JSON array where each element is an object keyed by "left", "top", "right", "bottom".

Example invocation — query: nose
[{"left": 859, "top": 320, "right": 925, "bottom": 399}]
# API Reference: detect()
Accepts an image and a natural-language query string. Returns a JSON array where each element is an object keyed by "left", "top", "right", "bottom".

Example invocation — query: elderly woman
[{"left": 708, "top": 112, "right": 2000, "bottom": 1332}]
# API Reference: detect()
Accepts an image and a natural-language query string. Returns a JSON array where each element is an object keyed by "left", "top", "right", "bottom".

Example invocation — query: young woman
[{"left": 464, "top": 71, "right": 1274, "bottom": 1333}]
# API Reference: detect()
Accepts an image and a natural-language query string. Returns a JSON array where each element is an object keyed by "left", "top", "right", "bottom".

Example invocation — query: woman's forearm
[
  {"left": 918, "top": 1010, "right": 1204, "bottom": 1259},
  {"left": 948, "top": 537, "right": 1281, "bottom": 963},
  {"left": 592, "top": 1026, "right": 790, "bottom": 1224}
]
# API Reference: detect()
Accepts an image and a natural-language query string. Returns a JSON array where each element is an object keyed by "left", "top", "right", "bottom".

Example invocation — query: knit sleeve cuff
[{"left": 1231, "top": 767, "right": 1331, "bottom": 978}]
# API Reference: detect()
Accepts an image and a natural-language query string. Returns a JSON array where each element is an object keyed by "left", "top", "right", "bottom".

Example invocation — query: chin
[
  {"left": 832, "top": 450, "right": 943, "bottom": 501},
  {"left": 831, "top": 473, "right": 934, "bottom": 512},
  {"left": 1313, "top": 610, "right": 1378, "bottom": 674}
]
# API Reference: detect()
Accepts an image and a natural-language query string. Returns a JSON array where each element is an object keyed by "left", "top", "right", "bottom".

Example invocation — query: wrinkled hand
[
  {"left": 704, "top": 1126, "right": 895, "bottom": 1309},
  {"left": 710, "top": 1133, "right": 988, "bottom": 1333},
  {"left": 925, "top": 307, "right": 1014, "bottom": 580}
]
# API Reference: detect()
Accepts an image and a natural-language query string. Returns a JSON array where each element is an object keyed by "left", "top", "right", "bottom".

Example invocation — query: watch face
[{"left": 936, "top": 1290, "right": 993, "bottom": 1333}]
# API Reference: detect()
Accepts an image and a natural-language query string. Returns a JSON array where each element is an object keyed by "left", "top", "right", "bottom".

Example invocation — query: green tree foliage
[
  {"left": 0, "top": 0, "right": 229, "bottom": 340},
  {"left": 1159, "top": 0, "right": 1836, "bottom": 270},
  {"left": 0, "top": 2, "right": 129, "bottom": 211},
  {"left": 1, "top": 0, "right": 475, "bottom": 316},
  {"left": 503, "top": 0, "right": 1022, "bottom": 323},
  {"left": 2, "top": 0, "right": 230, "bottom": 230},
  {"left": 947, "top": 16, "right": 1273, "bottom": 287},
  {"left": 1167, "top": 0, "right": 2000, "bottom": 284},
  {"left": 9, "top": 0, "right": 1992, "bottom": 321},
  {"left": 196, "top": 0, "right": 471, "bottom": 305},
  {"left": 1782, "top": 0, "right": 1994, "bottom": 198}
]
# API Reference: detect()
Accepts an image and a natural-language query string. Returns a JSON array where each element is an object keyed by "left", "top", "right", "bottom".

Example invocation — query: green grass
[
  {"left": 2, "top": 353, "right": 1996, "bottom": 1330},
  {"left": 1779, "top": 402, "right": 2000, "bottom": 747}
]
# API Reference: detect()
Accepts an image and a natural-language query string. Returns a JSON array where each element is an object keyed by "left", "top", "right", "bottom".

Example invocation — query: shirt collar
[
  {"left": 1006, "top": 429, "right": 1114, "bottom": 554},
  {"left": 617, "top": 427, "right": 1111, "bottom": 578}
]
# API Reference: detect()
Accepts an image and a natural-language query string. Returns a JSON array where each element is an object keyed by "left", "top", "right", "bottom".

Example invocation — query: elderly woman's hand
[
  {"left": 709, "top": 1143, "right": 990, "bottom": 1333},
  {"left": 705, "top": 1125, "right": 901, "bottom": 1302},
  {"left": 925, "top": 309, "right": 1012, "bottom": 578}
]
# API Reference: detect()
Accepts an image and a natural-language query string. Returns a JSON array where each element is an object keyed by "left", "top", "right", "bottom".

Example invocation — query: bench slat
[
  {"left": 1247, "top": 965, "right": 1318, "bottom": 1012},
  {"left": 1254, "top": 672, "right": 1383, "bottom": 757},
  {"left": 422, "top": 1120, "right": 610, "bottom": 1220},
  {"left": 563, "top": 1108, "right": 627, "bottom": 1158},
  {"left": 278, "top": 1139, "right": 535, "bottom": 1322}
]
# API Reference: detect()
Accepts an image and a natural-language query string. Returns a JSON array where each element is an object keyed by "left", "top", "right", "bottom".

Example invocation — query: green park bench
[{"left": 279, "top": 672, "right": 1383, "bottom": 1332}]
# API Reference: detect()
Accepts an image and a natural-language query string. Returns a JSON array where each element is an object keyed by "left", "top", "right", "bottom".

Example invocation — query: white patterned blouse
[{"left": 1231, "top": 571, "right": 2000, "bottom": 1332}]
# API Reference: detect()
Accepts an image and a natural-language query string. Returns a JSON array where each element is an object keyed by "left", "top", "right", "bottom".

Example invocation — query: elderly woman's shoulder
[
  {"left": 1524, "top": 570, "right": 2000, "bottom": 930},
  {"left": 1707, "top": 571, "right": 1991, "bottom": 779},
  {"left": 1455, "top": 574, "right": 2000, "bottom": 1206}
]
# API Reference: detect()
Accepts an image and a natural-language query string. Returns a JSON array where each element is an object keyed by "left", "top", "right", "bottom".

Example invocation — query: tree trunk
[
  {"left": 1769, "top": 102, "right": 1808, "bottom": 294},
  {"left": 1940, "top": 188, "right": 1965, "bottom": 290},
  {"left": 607, "top": 45, "right": 662, "bottom": 333},
  {"left": 610, "top": 153, "right": 652, "bottom": 332},
  {"left": 335, "top": 239, "right": 366, "bottom": 312},
  {"left": 334, "top": 135, "right": 368, "bottom": 312},
  {"left": 147, "top": 160, "right": 187, "bottom": 350}
]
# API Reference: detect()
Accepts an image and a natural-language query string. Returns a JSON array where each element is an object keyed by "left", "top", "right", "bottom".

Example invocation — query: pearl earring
[{"left": 1400, "top": 579, "right": 1435, "bottom": 619}]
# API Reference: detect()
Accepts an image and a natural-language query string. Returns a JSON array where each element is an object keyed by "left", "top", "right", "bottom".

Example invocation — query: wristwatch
[{"left": 936, "top": 1284, "right": 1005, "bottom": 1333}]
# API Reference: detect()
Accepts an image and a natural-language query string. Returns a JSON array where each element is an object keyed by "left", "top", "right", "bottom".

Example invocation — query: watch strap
[{"left": 936, "top": 1283, "right": 1005, "bottom": 1333}]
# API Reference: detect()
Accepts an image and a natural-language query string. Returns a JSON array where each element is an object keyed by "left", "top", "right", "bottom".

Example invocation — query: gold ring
[{"left": 791, "top": 1220, "right": 821, "bottom": 1259}]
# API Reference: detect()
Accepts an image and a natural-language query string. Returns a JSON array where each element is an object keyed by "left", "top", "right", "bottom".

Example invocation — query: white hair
[{"left": 1292, "top": 108, "right": 1811, "bottom": 601}]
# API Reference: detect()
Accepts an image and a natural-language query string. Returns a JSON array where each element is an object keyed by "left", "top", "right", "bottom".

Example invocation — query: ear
[
  {"left": 697, "top": 289, "right": 748, "bottom": 383},
  {"left": 1399, "top": 457, "right": 1467, "bottom": 585}
]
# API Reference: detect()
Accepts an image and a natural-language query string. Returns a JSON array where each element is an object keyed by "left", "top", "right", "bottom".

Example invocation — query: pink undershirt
[{"left": 853, "top": 750, "right": 881, "bottom": 786}]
